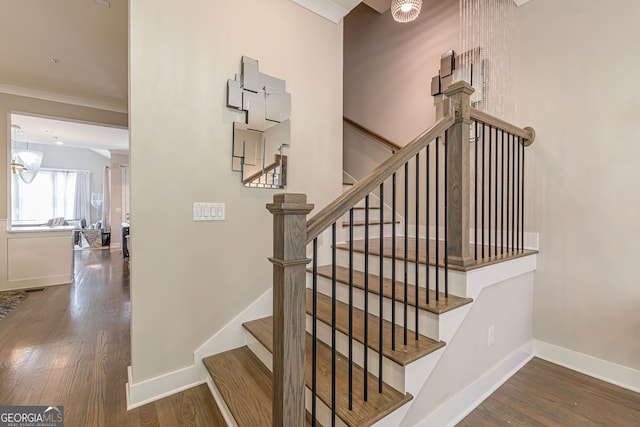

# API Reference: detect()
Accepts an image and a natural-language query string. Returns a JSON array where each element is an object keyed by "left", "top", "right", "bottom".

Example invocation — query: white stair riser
[
  {"left": 306, "top": 389, "right": 348, "bottom": 427},
  {"left": 335, "top": 248, "right": 453, "bottom": 289},
  {"left": 342, "top": 222, "right": 399, "bottom": 240},
  {"left": 246, "top": 334, "right": 351, "bottom": 427},
  {"left": 306, "top": 315, "right": 408, "bottom": 393},
  {"left": 310, "top": 273, "right": 441, "bottom": 340},
  {"left": 342, "top": 208, "right": 381, "bottom": 223}
]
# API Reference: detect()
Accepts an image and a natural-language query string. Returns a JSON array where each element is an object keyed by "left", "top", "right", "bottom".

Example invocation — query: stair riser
[
  {"left": 342, "top": 223, "right": 399, "bottom": 240},
  {"left": 310, "top": 273, "right": 441, "bottom": 340},
  {"left": 246, "top": 333, "right": 351, "bottom": 427},
  {"left": 342, "top": 208, "right": 381, "bottom": 223},
  {"left": 335, "top": 247, "right": 452, "bottom": 288},
  {"left": 306, "top": 389, "right": 349, "bottom": 427},
  {"left": 306, "top": 314, "right": 408, "bottom": 393}
]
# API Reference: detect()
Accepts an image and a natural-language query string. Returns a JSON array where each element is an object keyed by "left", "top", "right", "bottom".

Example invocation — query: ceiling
[
  {"left": 0, "top": 0, "right": 129, "bottom": 152},
  {"left": 11, "top": 113, "right": 129, "bottom": 154},
  {"left": 0, "top": 0, "right": 128, "bottom": 111}
]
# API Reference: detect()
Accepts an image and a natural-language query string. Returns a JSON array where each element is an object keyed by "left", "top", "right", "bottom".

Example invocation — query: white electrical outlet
[{"left": 488, "top": 325, "right": 495, "bottom": 347}]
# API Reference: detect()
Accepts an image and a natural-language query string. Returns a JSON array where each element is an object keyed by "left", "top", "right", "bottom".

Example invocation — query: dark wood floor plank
[
  {"left": 0, "top": 250, "right": 226, "bottom": 427},
  {"left": 458, "top": 358, "right": 640, "bottom": 426},
  {"left": 312, "top": 264, "right": 473, "bottom": 315}
]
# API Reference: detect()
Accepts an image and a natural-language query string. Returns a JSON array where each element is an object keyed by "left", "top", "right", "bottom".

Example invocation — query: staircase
[
  {"left": 201, "top": 82, "right": 537, "bottom": 426},
  {"left": 204, "top": 231, "right": 474, "bottom": 426}
]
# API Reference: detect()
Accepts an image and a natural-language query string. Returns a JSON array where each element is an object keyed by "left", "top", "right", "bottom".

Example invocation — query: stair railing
[
  {"left": 343, "top": 116, "right": 403, "bottom": 154},
  {"left": 268, "top": 81, "right": 535, "bottom": 427}
]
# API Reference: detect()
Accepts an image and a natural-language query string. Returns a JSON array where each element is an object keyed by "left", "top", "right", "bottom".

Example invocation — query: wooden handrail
[
  {"left": 343, "top": 116, "right": 403, "bottom": 153},
  {"left": 470, "top": 108, "right": 536, "bottom": 146},
  {"left": 242, "top": 155, "right": 286, "bottom": 185},
  {"left": 307, "top": 112, "right": 455, "bottom": 243}
]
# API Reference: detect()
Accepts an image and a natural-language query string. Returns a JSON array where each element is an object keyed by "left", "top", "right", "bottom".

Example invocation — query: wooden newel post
[
  {"left": 266, "top": 193, "right": 314, "bottom": 427},
  {"left": 443, "top": 81, "right": 475, "bottom": 267}
]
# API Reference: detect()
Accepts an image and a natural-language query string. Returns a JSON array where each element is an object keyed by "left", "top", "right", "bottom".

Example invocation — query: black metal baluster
[
  {"left": 331, "top": 223, "right": 337, "bottom": 426},
  {"left": 521, "top": 139, "right": 526, "bottom": 252},
  {"left": 415, "top": 153, "right": 420, "bottom": 340},
  {"left": 506, "top": 132, "right": 511, "bottom": 253},
  {"left": 312, "top": 238, "right": 318, "bottom": 426},
  {"left": 435, "top": 137, "right": 440, "bottom": 299},
  {"left": 474, "top": 121, "right": 479, "bottom": 260},
  {"left": 511, "top": 133, "right": 516, "bottom": 252},
  {"left": 487, "top": 125, "right": 493, "bottom": 258},
  {"left": 403, "top": 163, "right": 409, "bottom": 346},
  {"left": 444, "top": 133, "right": 449, "bottom": 297},
  {"left": 494, "top": 127, "right": 498, "bottom": 258},
  {"left": 364, "top": 195, "right": 369, "bottom": 401},
  {"left": 482, "top": 123, "right": 486, "bottom": 260},
  {"left": 426, "top": 144, "right": 430, "bottom": 304},
  {"left": 392, "top": 173, "right": 397, "bottom": 351},
  {"left": 379, "top": 183, "right": 384, "bottom": 393},
  {"left": 516, "top": 136, "right": 522, "bottom": 251},
  {"left": 501, "top": 130, "right": 505, "bottom": 255},
  {"left": 348, "top": 209, "right": 354, "bottom": 410}
]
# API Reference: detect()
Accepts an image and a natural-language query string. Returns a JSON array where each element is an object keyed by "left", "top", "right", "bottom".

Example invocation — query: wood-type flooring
[
  {"left": 0, "top": 249, "right": 225, "bottom": 426},
  {"left": 2, "top": 249, "right": 638, "bottom": 426}
]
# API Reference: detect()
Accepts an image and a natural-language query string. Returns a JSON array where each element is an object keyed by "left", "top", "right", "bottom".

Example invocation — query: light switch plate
[{"left": 193, "top": 202, "right": 225, "bottom": 221}]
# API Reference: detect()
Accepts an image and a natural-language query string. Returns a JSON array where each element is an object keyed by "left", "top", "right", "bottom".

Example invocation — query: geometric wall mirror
[{"left": 227, "top": 56, "right": 291, "bottom": 188}]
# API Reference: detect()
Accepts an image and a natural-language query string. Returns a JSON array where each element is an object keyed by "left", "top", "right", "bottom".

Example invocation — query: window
[{"left": 12, "top": 169, "right": 80, "bottom": 224}]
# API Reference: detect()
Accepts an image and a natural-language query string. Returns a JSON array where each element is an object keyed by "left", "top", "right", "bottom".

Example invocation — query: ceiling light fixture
[
  {"left": 10, "top": 125, "right": 43, "bottom": 184},
  {"left": 391, "top": 0, "right": 422, "bottom": 23}
]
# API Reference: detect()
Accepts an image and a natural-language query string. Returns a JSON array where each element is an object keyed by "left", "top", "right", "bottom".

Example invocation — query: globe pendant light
[{"left": 391, "top": 0, "right": 422, "bottom": 23}]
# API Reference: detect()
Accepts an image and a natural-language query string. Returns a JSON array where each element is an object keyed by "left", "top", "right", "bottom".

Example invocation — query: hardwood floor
[
  {"left": 0, "top": 249, "right": 226, "bottom": 426},
  {"left": 458, "top": 357, "right": 640, "bottom": 426},
  {"left": 3, "top": 250, "right": 637, "bottom": 426}
]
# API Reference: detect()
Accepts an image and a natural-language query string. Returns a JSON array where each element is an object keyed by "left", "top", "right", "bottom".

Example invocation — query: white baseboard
[
  {"left": 126, "top": 287, "right": 273, "bottom": 409},
  {"left": 126, "top": 365, "right": 203, "bottom": 410},
  {"left": 534, "top": 339, "right": 640, "bottom": 393},
  {"left": 414, "top": 340, "right": 534, "bottom": 427}
]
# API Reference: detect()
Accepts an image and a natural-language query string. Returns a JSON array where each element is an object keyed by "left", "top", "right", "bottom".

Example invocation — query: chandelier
[{"left": 391, "top": 0, "right": 422, "bottom": 23}]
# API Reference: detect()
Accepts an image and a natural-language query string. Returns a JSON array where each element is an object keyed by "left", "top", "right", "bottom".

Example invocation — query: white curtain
[
  {"left": 74, "top": 171, "right": 90, "bottom": 224},
  {"left": 102, "top": 166, "right": 111, "bottom": 230}
]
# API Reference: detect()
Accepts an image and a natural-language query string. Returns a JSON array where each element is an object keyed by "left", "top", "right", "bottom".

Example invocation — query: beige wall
[
  {"left": 344, "top": 0, "right": 460, "bottom": 150},
  {"left": 514, "top": 0, "right": 640, "bottom": 369},
  {"left": 129, "top": 0, "right": 343, "bottom": 382},
  {"left": 0, "top": 93, "right": 127, "bottom": 219}
]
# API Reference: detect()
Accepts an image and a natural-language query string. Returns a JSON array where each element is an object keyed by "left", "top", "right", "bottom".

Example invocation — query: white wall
[
  {"left": 514, "top": 0, "right": 640, "bottom": 370},
  {"left": 400, "top": 273, "right": 534, "bottom": 426},
  {"left": 129, "top": 0, "right": 343, "bottom": 382}
]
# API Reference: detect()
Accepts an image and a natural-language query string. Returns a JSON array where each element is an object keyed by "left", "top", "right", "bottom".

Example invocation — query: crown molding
[
  {"left": 0, "top": 84, "right": 128, "bottom": 114},
  {"left": 290, "top": 0, "right": 361, "bottom": 23}
]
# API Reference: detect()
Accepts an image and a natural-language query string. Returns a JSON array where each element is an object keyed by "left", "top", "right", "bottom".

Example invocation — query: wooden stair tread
[
  {"left": 203, "top": 347, "right": 316, "bottom": 427},
  {"left": 343, "top": 220, "right": 399, "bottom": 227},
  {"left": 336, "top": 237, "right": 537, "bottom": 272},
  {"left": 312, "top": 265, "right": 472, "bottom": 315},
  {"left": 243, "top": 317, "right": 412, "bottom": 427},
  {"left": 351, "top": 206, "right": 380, "bottom": 210},
  {"left": 305, "top": 288, "right": 445, "bottom": 366}
]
